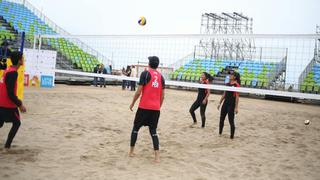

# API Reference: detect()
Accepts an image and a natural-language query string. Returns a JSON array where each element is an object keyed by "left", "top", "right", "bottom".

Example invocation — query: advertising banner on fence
[{"left": 24, "top": 48, "right": 57, "bottom": 88}]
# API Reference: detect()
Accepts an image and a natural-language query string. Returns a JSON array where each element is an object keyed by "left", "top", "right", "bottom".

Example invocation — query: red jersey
[
  {"left": 138, "top": 69, "right": 163, "bottom": 110},
  {"left": 0, "top": 67, "right": 19, "bottom": 108}
]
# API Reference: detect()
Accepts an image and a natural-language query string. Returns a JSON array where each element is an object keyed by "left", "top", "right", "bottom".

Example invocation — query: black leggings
[
  {"left": 219, "top": 102, "right": 235, "bottom": 139},
  {"left": 130, "top": 125, "right": 159, "bottom": 150},
  {"left": 122, "top": 80, "right": 127, "bottom": 90},
  {"left": 0, "top": 119, "right": 21, "bottom": 148},
  {"left": 189, "top": 100, "right": 207, "bottom": 127},
  {"left": 130, "top": 81, "right": 136, "bottom": 91},
  {"left": 99, "top": 78, "right": 106, "bottom": 87}
]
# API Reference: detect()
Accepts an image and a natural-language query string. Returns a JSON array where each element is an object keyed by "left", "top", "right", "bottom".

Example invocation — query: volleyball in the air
[
  {"left": 138, "top": 16, "right": 146, "bottom": 26},
  {"left": 304, "top": 120, "right": 310, "bottom": 125}
]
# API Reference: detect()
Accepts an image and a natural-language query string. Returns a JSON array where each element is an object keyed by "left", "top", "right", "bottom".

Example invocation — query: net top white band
[
  {"left": 39, "top": 34, "right": 320, "bottom": 39},
  {"left": 54, "top": 69, "right": 320, "bottom": 100}
]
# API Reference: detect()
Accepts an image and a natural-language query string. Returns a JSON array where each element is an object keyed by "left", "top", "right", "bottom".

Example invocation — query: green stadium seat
[
  {"left": 306, "top": 83, "right": 314, "bottom": 92},
  {"left": 300, "top": 83, "right": 307, "bottom": 92},
  {"left": 245, "top": 80, "right": 251, "bottom": 87},
  {"left": 261, "top": 79, "right": 268, "bottom": 88},
  {"left": 240, "top": 79, "right": 246, "bottom": 86},
  {"left": 257, "top": 80, "right": 263, "bottom": 88},
  {"left": 313, "top": 85, "right": 319, "bottom": 94}
]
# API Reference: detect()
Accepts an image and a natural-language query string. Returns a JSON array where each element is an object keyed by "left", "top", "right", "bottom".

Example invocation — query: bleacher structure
[
  {"left": 170, "top": 58, "right": 285, "bottom": 89},
  {"left": 199, "top": 12, "right": 255, "bottom": 60},
  {"left": 0, "top": 0, "right": 111, "bottom": 72},
  {"left": 0, "top": 15, "right": 17, "bottom": 48},
  {"left": 299, "top": 25, "right": 320, "bottom": 94},
  {"left": 170, "top": 13, "right": 286, "bottom": 90}
]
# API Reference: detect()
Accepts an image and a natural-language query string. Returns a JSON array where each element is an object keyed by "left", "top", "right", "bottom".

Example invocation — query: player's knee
[
  {"left": 14, "top": 120, "right": 21, "bottom": 127},
  {"left": 149, "top": 129, "right": 157, "bottom": 136}
]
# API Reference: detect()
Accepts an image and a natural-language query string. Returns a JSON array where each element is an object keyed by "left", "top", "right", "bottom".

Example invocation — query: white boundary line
[{"left": 54, "top": 69, "right": 320, "bottom": 100}]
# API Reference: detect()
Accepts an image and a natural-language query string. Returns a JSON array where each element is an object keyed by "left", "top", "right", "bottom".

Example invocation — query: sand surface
[{"left": 0, "top": 85, "right": 319, "bottom": 180}]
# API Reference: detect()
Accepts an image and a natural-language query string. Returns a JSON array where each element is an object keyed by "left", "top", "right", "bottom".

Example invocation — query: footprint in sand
[
  {"left": 296, "top": 143, "right": 308, "bottom": 149},
  {"left": 290, "top": 132, "right": 302, "bottom": 136},
  {"left": 3, "top": 148, "right": 38, "bottom": 155},
  {"left": 16, "top": 155, "right": 37, "bottom": 162},
  {"left": 2, "top": 174, "right": 10, "bottom": 178},
  {"left": 1, "top": 148, "right": 40, "bottom": 162},
  {"left": 229, "top": 173, "right": 239, "bottom": 179},
  {"left": 194, "top": 178, "right": 207, "bottom": 180},
  {"left": 198, "top": 161, "right": 214, "bottom": 169},
  {"left": 64, "top": 132, "right": 83, "bottom": 139},
  {"left": 164, "top": 141, "right": 183, "bottom": 149},
  {"left": 270, "top": 126, "right": 278, "bottom": 131},
  {"left": 65, "top": 135, "right": 72, "bottom": 139},
  {"left": 80, "top": 154, "right": 96, "bottom": 161},
  {"left": 164, "top": 155, "right": 175, "bottom": 160},
  {"left": 97, "top": 127, "right": 122, "bottom": 134},
  {"left": 285, "top": 125, "right": 295, "bottom": 130},
  {"left": 117, "top": 166, "right": 127, "bottom": 171}
]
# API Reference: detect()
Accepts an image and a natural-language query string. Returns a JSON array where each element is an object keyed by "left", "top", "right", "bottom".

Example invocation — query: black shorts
[
  {"left": 0, "top": 107, "right": 20, "bottom": 125},
  {"left": 134, "top": 108, "right": 160, "bottom": 129}
]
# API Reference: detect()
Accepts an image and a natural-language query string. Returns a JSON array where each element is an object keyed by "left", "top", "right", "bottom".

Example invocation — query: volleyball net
[{"left": 32, "top": 34, "right": 320, "bottom": 100}]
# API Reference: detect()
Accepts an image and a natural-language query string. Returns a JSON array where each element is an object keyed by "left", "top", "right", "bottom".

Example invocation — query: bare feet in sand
[
  {"left": 1, "top": 148, "right": 10, "bottom": 153},
  {"left": 189, "top": 122, "right": 197, "bottom": 128},
  {"left": 129, "top": 147, "right": 135, "bottom": 157},
  {"left": 154, "top": 150, "right": 160, "bottom": 163}
]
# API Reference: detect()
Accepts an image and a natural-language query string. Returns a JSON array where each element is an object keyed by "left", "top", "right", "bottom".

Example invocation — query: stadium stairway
[
  {"left": 0, "top": 16, "right": 17, "bottom": 35},
  {"left": 0, "top": 17, "right": 34, "bottom": 53}
]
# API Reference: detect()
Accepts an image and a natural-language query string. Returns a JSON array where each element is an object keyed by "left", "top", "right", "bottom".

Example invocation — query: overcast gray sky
[{"left": 28, "top": 0, "right": 319, "bottom": 35}]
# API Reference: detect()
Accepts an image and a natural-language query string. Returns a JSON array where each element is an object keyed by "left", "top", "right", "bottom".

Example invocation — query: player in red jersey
[
  {"left": 129, "top": 56, "right": 165, "bottom": 163},
  {"left": 0, "top": 51, "right": 27, "bottom": 149}
]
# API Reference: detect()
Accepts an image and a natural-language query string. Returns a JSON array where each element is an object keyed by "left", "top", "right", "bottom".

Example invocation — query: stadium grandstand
[
  {"left": 170, "top": 58, "right": 285, "bottom": 89},
  {"left": 0, "top": 0, "right": 111, "bottom": 72},
  {"left": 299, "top": 25, "right": 320, "bottom": 94}
]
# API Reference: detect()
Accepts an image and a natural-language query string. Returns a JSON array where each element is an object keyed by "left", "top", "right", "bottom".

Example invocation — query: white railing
[
  {"left": 269, "top": 56, "right": 287, "bottom": 88},
  {"left": 169, "top": 53, "right": 194, "bottom": 70},
  {"left": 3, "top": 0, "right": 113, "bottom": 66},
  {"left": 299, "top": 58, "right": 316, "bottom": 86}
]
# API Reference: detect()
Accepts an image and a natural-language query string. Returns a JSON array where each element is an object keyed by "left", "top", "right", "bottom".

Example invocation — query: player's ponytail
[
  {"left": 203, "top": 72, "right": 214, "bottom": 82},
  {"left": 235, "top": 72, "right": 241, "bottom": 85}
]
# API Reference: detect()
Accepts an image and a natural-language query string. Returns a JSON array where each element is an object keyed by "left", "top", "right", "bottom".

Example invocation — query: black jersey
[
  {"left": 196, "top": 80, "right": 209, "bottom": 101},
  {"left": 224, "top": 82, "right": 240, "bottom": 105}
]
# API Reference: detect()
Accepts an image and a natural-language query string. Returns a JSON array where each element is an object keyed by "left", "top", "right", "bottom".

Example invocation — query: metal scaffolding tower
[{"left": 197, "top": 12, "right": 255, "bottom": 60}]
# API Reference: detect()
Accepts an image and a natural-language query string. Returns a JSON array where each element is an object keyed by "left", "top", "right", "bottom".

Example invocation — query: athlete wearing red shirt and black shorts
[
  {"left": 129, "top": 56, "right": 165, "bottom": 163},
  {"left": 0, "top": 51, "right": 27, "bottom": 149}
]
